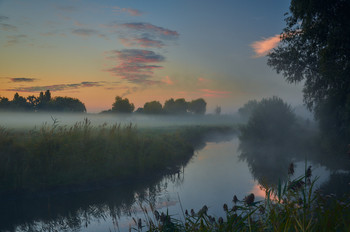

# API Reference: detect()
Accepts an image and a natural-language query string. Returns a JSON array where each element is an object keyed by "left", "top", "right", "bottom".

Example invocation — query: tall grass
[{"left": 0, "top": 119, "right": 233, "bottom": 194}]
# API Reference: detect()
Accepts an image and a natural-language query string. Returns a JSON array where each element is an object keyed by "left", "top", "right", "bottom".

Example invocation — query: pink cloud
[
  {"left": 112, "top": 7, "right": 143, "bottom": 16},
  {"left": 120, "top": 37, "right": 164, "bottom": 48},
  {"left": 251, "top": 34, "right": 281, "bottom": 58},
  {"left": 107, "top": 49, "right": 164, "bottom": 84},
  {"left": 110, "top": 49, "right": 165, "bottom": 63},
  {"left": 200, "top": 89, "right": 231, "bottom": 97},
  {"left": 5, "top": 81, "right": 103, "bottom": 92},
  {"left": 197, "top": 77, "right": 211, "bottom": 84},
  {"left": 121, "top": 22, "right": 179, "bottom": 38},
  {"left": 161, "top": 76, "right": 174, "bottom": 85},
  {"left": 124, "top": 8, "right": 142, "bottom": 16}
]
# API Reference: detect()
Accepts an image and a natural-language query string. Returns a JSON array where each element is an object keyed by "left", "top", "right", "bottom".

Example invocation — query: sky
[{"left": 0, "top": 0, "right": 304, "bottom": 113}]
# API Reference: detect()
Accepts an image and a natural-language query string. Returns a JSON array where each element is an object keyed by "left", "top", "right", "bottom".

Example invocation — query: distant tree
[
  {"left": 240, "top": 96, "right": 296, "bottom": 144},
  {"left": 112, "top": 96, "right": 134, "bottom": 113},
  {"left": 188, "top": 98, "right": 206, "bottom": 115},
  {"left": 134, "top": 107, "right": 144, "bottom": 114},
  {"left": 37, "top": 90, "right": 52, "bottom": 111},
  {"left": 143, "top": 101, "right": 163, "bottom": 114},
  {"left": 0, "top": 96, "right": 10, "bottom": 110},
  {"left": 27, "top": 95, "right": 38, "bottom": 110},
  {"left": 99, "top": 109, "right": 112, "bottom": 114},
  {"left": 50, "top": 97, "right": 86, "bottom": 112},
  {"left": 214, "top": 105, "right": 221, "bottom": 115},
  {"left": 163, "top": 98, "right": 176, "bottom": 114},
  {"left": 164, "top": 98, "right": 188, "bottom": 114},
  {"left": 11, "top": 92, "right": 31, "bottom": 111},
  {"left": 238, "top": 100, "right": 258, "bottom": 118}
]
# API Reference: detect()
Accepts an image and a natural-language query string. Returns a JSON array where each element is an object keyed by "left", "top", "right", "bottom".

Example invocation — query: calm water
[{"left": 0, "top": 135, "right": 348, "bottom": 232}]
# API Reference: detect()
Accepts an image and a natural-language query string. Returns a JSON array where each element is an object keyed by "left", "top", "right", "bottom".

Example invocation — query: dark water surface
[{"left": 0, "top": 135, "right": 348, "bottom": 232}]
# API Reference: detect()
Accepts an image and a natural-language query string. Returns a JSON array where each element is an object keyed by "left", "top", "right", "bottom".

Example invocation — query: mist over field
[{"left": 0, "top": 112, "right": 242, "bottom": 130}]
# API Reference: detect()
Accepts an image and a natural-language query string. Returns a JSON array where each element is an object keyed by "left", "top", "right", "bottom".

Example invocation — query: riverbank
[{"left": 0, "top": 119, "right": 235, "bottom": 197}]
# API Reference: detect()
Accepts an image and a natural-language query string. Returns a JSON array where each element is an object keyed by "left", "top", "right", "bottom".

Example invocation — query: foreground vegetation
[
  {"left": 133, "top": 164, "right": 350, "bottom": 232},
  {"left": 0, "top": 119, "right": 233, "bottom": 195}
]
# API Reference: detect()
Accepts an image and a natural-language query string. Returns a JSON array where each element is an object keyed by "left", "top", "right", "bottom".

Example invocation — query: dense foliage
[
  {"left": 107, "top": 97, "right": 207, "bottom": 115},
  {"left": 0, "top": 90, "right": 86, "bottom": 112},
  {"left": 143, "top": 101, "right": 163, "bottom": 114},
  {"left": 239, "top": 97, "right": 297, "bottom": 145},
  {"left": 111, "top": 96, "right": 135, "bottom": 113},
  {"left": 267, "top": 0, "right": 350, "bottom": 145}
]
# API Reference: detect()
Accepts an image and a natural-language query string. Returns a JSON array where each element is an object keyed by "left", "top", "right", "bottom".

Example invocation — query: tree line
[
  {"left": 101, "top": 96, "right": 207, "bottom": 115},
  {"left": 0, "top": 90, "right": 86, "bottom": 112},
  {"left": 0, "top": 91, "right": 207, "bottom": 115}
]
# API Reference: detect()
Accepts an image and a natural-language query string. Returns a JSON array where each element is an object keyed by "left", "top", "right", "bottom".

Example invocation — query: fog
[{"left": 0, "top": 112, "right": 240, "bottom": 130}]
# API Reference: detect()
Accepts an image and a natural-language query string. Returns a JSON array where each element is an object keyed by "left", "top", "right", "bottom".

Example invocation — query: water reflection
[
  {"left": 238, "top": 131, "right": 350, "bottom": 196},
  {"left": 0, "top": 133, "right": 235, "bottom": 232},
  {"left": 2, "top": 131, "right": 348, "bottom": 232},
  {"left": 0, "top": 164, "right": 187, "bottom": 232}
]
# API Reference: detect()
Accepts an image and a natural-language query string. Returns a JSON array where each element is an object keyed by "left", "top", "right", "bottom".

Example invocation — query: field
[{"left": 0, "top": 117, "right": 234, "bottom": 196}]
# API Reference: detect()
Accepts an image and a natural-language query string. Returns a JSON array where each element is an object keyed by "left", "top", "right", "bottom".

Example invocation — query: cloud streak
[
  {"left": 0, "top": 15, "right": 17, "bottom": 32},
  {"left": 10, "top": 77, "right": 36, "bottom": 82},
  {"left": 5, "top": 81, "right": 104, "bottom": 92},
  {"left": 200, "top": 89, "right": 231, "bottom": 97},
  {"left": 6, "top": 34, "right": 26, "bottom": 46},
  {"left": 107, "top": 49, "right": 165, "bottom": 84},
  {"left": 72, "top": 28, "right": 99, "bottom": 36},
  {"left": 121, "top": 22, "right": 179, "bottom": 38},
  {"left": 161, "top": 76, "right": 174, "bottom": 85},
  {"left": 120, "top": 37, "right": 164, "bottom": 48},
  {"left": 112, "top": 7, "right": 143, "bottom": 16},
  {"left": 251, "top": 34, "right": 281, "bottom": 57}
]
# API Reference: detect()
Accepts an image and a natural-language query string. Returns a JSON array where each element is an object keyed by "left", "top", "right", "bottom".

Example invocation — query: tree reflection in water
[
  {"left": 0, "top": 168, "right": 186, "bottom": 232},
  {"left": 238, "top": 128, "right": 350, "bottom": 197}
]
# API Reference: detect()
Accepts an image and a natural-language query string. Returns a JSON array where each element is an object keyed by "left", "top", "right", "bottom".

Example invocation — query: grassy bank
[{"left": 0, "top": 119, "right": 234, "bottom": 194}]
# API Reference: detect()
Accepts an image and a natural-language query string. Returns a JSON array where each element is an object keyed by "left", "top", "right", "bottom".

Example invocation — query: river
[{"left": 0, "top": 135, "right": 348, "bottom": 232}]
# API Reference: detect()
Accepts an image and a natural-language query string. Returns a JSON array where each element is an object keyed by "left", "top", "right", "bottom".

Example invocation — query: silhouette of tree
[
  {"left": 27, "top": 95, "right": 38, "bottom": 110},
  {"left": 11, "top": 93, "right": 31, "bottom": 111},
  {"left": 37, "top": 90, "right": 52, "bottom": 111},
  {"left": 0, "top": 96, "right": 10, "bottom": 110},
  {"left": 164, "top": 98, "right": 188, "bottom": 114},
  {"left": 0, "top": 91, "right": 87, "bottom": 112},
  {"left": 240, "top": 96, "right": 296, "bottom": 145},
  {"left": 188, "top": 98, "right": 206, "bottom": 115},
  {"left": 143, "top": 101, "right": 163, "bottom": 114},
  {"left": 238, "top": 100, "right": 258, "bottom": 118},
  {"left": 267, "top": 0, "right": 350, "bottom": 142},
  {"left": 112, "top": 96, "right": 134, "bottom": 113},
  {"left": 239, "top": 97, "right": 300, "bottom": 186},
  {"left": 134, "top": 107, "right": 144, "bottom": 114},
  {"left": 214, "top": 105, "right": 221, "bottom": 115},
  {"left": 50, "top": 97, "right": 86, "bottom": 112}
]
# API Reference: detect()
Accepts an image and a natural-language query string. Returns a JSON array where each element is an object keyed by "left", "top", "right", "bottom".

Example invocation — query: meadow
[{"left": 0, "top": 117, "right": 234, "bottom": 196}]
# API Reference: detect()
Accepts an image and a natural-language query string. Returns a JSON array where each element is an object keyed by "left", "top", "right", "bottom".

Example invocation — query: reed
[{"left": 0, "top": 119, "right": 234, "bottom": 194}]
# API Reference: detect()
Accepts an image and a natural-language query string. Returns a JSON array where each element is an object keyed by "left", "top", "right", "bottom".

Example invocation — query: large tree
[
  {"left": 50, "top": 97, "right": 86, "bottom": 112},
  {"left": 112, "top": 96, "right": 135, "bottom": 113},
  {"left": 143, "top": 101, "right": 163, "bottom": 114},
  {"left": 267, "top": 0, "right": 350, "bottom": 140},
  {"left": 188, "top": 98, "right": 206, "bottom": 115},
  {"left": 163, "top": 98, "right": 188, "bottom": 114}
]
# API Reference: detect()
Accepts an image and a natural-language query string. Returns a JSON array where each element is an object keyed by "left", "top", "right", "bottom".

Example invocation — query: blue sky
[{"left": 0, "top": 0, "right": 303, "bottom": 113}]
